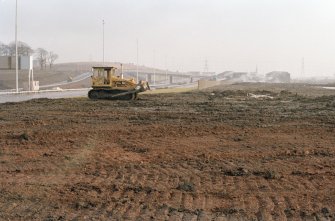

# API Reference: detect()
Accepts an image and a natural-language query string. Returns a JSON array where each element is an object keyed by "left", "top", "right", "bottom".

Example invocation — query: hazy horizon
[{"left": 1, "top": 0, "right": 335, "bottom": 78}]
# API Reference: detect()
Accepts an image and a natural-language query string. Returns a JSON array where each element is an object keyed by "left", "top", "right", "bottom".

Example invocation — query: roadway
[
  {"left": 0, "top": 70, "right": 206, "bottom": 103},
  {"left": 0, "top": 89, "right": 90, "bottom": 104},
  {"left": 0, "top": 82, "right": 198, "bottom": 104}
]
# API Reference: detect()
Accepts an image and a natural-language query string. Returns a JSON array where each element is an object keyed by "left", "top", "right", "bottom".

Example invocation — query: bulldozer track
[{"left": 88, "top": 89, "right": 137, "bottom": 100}]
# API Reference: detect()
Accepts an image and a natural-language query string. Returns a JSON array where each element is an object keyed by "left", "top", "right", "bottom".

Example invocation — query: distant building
[
  {"left": 217, "top": 71, "right": 248, "bottom": 82},
  {"left": 216, "top": 71, "right": 263, "bottom": 82},
  {"left": 0, "top": 56, "right": 33, "bottom": 70},
  {"left": 265, "top": 71, "right": 291, "bottom": 83}
]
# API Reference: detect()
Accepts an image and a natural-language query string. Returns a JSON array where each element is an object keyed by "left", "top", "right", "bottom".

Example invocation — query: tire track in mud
[
  {"left": 255, "top": 194, "right": 275, "bottom": 221},
  {"left": 269, "top": 195, "right": 287, "bottom": 220},
  {"left": 1, "top": 90, "right": 335, "bottom": 220},
  {"left": 99, "top": 161, "right": 212, "bottom": 219},
  {"left": 0, "top": 137, "right": 101, "bottom": 220},
  {"left": 2, "top": 151, "right": 333, "bottom": 220},
  {"left": 0, "top": 190, "right": 49, "bottom": 220},
  {"left": 115, "top": 165, "right": 296, "bottom": 220}
]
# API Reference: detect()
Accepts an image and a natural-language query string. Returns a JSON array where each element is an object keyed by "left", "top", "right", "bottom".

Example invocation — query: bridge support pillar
[{"left": 169, "top": 75, "right": 173, "bottom": 84}]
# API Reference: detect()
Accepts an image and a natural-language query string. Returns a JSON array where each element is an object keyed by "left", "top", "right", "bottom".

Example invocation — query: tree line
[{"left": 0, "top": 41, "right": 58, "bottom": 69}]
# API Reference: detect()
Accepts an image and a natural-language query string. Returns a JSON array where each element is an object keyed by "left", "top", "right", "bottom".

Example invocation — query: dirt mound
[{"left": 0, "top": 84, "right": 334, "bottom": 220}]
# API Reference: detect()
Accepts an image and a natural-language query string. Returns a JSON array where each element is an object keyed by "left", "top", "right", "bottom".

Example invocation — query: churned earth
[{"left": 0, "top": 83, "right": 335, "bottom": 220}]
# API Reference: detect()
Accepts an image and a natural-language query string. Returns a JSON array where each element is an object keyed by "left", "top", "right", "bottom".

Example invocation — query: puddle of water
[{"left": 323, "top": 87, "right": 335, "bottom": 90}]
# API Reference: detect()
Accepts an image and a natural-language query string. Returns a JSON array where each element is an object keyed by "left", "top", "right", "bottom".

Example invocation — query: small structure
[
  {"left": 217, "top": 71, "right": 249, "bottom": 82},
  {"left": 0, "top": 56, "right": 31, "bottom": 70},
  {"left": 266, "top": 71, "right": 291, "bottom": 83},
  {"left": 0, "top": 56, "right": 38, "bottom": 91},
  {"left": 0, "top": 56, "right": 12, "bottom": 70}
]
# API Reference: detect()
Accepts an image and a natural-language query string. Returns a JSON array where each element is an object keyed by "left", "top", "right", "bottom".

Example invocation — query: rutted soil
[{"left": 0, "top": 84, "right": 335, "bottom": 220}]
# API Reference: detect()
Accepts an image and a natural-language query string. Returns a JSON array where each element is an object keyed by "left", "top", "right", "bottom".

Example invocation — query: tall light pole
[
  {"left": 102, "top": 19, "right": 105, "bottom": 65},
  {"left": 301, "top": 57, "right": 305, "bottom": 76},
  {"left": 165, "top": 55, "right": 168, "bottom": 84},
  {"left": 15, "top": 0, "right": 18, "bottom": 92},
  {"left": 153, "top": 49, "right": 156, "bottom": 85},
  {"left": 136, "top": 39, "right": 139, "bottom": 83}
]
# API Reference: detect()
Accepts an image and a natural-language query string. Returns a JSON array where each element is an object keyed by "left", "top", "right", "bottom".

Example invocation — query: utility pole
[
  {"left": 204, "top": 59, "right": 209, "bottom": 74},
  {"left": 301, "top": 57, "right": 305, "bottom": 76},
  {"left": 102, "top": 19, "right": 105, "bottom": 65},
  {"left": 120, "top": 63, "right": 123, "bottom": 79},
  {"left": 153, "top": 49, "right": 156, "bottom": 85},
  {"left": 165, "top": 55, "right": 168, "bottom": 84},
  {"left": 136, "top": 39, "right": 139, "bottom": 83},
  {"left": 15, "top": 0, "right": 18, "bottom": 92}
]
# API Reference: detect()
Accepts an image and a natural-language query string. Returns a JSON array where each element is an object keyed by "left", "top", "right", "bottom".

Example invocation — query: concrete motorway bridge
[{"left": 123, "top": 71, "right": 213, "bottom": 85}]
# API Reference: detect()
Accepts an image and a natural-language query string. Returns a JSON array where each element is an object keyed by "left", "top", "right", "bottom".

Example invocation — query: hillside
[{"left": 0, "top": 62, "right": 166, "bottom": 90}]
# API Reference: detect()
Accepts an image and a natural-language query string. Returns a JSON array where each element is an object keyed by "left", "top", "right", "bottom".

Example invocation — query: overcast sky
[{"left": 1, "top": 0, "right": 335, "bottom": 77}]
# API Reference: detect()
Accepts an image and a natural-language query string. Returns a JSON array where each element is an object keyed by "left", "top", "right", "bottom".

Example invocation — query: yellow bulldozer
[{"left": 88, "top": 66, "right": 150, "bottom": 100}]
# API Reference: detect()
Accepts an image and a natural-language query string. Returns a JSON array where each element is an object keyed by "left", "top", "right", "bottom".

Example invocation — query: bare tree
[
  {"left": 47, "top": 51, "right": 59, "bottom": 69},
  {"left": 0, "top": 42, "right": 11, "bottom": 56},
  {"left": 8, "top": 41, "right": 34, "bottom": 56},
  {"left": 35, "top": 48, "right": 48, "bottom": 70}
]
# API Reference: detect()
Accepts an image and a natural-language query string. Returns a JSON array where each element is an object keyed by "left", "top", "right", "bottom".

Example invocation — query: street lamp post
[
  {"left": 15, "top": 0, "right": 18, "bottom": 92},
  {"left": 102, "top": 19, "right": 105, "bottom": 65},
  {"left": 136, "top": 39, "right": 139, "bottom": 83},
  {"left": 153, "top": 49, "right": 156, "bottom": 85}
]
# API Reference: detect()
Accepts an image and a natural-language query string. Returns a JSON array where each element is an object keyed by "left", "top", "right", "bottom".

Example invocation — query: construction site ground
[{"left": 0, "top": 83, "right": 335, "bottom": 220}]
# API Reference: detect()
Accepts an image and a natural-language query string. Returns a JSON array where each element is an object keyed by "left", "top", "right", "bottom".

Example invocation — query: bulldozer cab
[{"left": 91, "top": 67, "right": 116, "bottom": 86}]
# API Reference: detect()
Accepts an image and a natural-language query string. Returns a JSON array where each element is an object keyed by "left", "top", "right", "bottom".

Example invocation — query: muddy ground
[{"left": 0, "top": 83, "right": 335, "bottom": 220}]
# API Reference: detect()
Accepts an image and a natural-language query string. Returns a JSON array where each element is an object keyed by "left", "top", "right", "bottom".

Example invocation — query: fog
[{"left": 1, "top": 0, "right": 335, "bottom": 79}]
